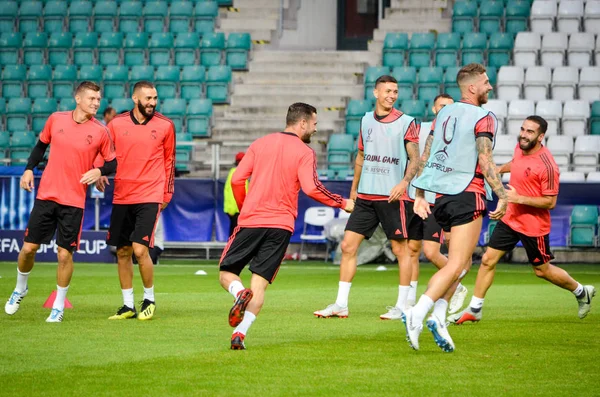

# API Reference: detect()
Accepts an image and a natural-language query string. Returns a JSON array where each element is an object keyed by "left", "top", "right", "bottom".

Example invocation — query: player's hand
[
  {"left": 95, "top": 176, "right": 109, "bottom": 192},
  {"left": 505, "top": 184, "right": 520, "bottom": 204},
  {"left": 80, "top": 168, "right": 102, "bottom": 185},
  {"left": 388, "top": 180, "right": 408, "bottom": 203},
  {"left": 413, "top": 196, "right": 431, "bottom": 220},
  {"left": 350, "top": 189, "right": 357, "bottom": 201},
  {"left": 161, "top": 202, "right": 169, "bottom": 211},
  {"left": 20, "top": 170, "right": 34, "bottom": 192},
  {"left": 343, "top": 198, "right": 355, "bottom": 213},
  {"left": 489, "top": 198, "right": 507, "bottom": 220}
]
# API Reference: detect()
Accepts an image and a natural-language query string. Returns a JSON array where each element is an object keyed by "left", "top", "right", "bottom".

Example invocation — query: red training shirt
[{"left": 232, "top": 132, "right": 347, "bottom": 233}]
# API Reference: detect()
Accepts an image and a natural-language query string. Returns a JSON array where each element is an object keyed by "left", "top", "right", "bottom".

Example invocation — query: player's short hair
[
  {"left": 375, "top": 75, "right": 398, "bottom": 86},
  {"left": 133, "top": 80, "right": 156, "bottom": 93},
  {"left": 75, "top": 81, "right": 100, "bottom": 95},
  {"left": 433, "top": 93, "right": 454, "bottom": 104},
  {"left": 286, "top": 102, "right": 317, "bottom": 126},
  {"left": 525, "top": 115, "right": 548, "bottom": 134},
  {"left": 457, "top": 63, "right": 487, "bottom": 86},
  {"left": 103, "top": 106, "right": 115, "bottom": 117}
]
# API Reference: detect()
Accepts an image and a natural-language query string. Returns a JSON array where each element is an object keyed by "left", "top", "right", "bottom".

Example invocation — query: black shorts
[
  {"left": 423, "top": 210, "right": 444, "bottom": 243},
  {"left": 403, "top": 200, "right": 444, "bottom": 243},
  {"left": 24, "top": 199, "right": 84, "bottom": 252},
  {"left": 219, "top": 227, "right": 292, "bottom": 284},
  {"left": 433, "top": 191, "right": 488, "bottom": 232},
  {"left": 345, "top": 198, "right": 409, "bottom": 240},
  {"left": 107, "top": 203, "right": 161, "bottom": 248},
  {"left": 488, "top": 221, "right": 554, "bottom": 265}
]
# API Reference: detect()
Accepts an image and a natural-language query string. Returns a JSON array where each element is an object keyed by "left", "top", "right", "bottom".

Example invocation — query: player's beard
[
  {"left": 137, "top": 101, "right": 155, "bottom": 118},
  {"left": 518, "top": 136, "right": 537, "bottom": 151},
  {"left": 301, "top": 130, "right": 314, "bottom": 143},
  {"left": 477, "top": 90, "right": 489, "bottom": 105}
]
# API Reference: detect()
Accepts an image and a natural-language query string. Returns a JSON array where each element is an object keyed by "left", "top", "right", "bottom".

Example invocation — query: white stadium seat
[
  {"left": 502, "top": 173, "right": 511, "bottom": 183},
  {"left": 524, "top": 66, "right": 551, "bottom": 100},
  {"left": 562, "top": 100, "right": 590, "bottom": 137},
  {"left": 586, "top": 171, "right": 600, "bottom": 182},
  {"left": 579, "top": 67, "right": 600, "bottom": 103},
  {"left": 535, "top": 100, "right": 563, "bottom": 135},
  {"left": 483, "top": 99, "right": 508, "bottom": 134},
  {"left": 596, "top": 35, "right": 600, "bottom": 66},
  {"left": 507, "top": 99, "right": 535, "bottom": 134},
  {"left": 493, "top": 135, "right": 516, "bottom": 164},
  {"left": 560, "top": 171, "right": 586, "bottom": 182},
  {"left": 541, "top": 33, "right": 568, "bottom": 67},
  {"left": 546, "top": 135, "right": 573, "bottom": 167},
  {"left": 573, "top": 135, "right": 600, "bottom": 167},
  {"left": 557, "top": 0, "right": 583, "bottom": 32},
  {"left": 531, "top": 0, "right": 557, "bottom": 33},
  {"left": 567, "top": 33, "right": 595, "bottom": 67},
  {"left": 584, "top": 0, "right": 600, "bottom": 33},
  {"left": 497, "top": 66, "right": 524, "bottom": 101},
  {"left": 514, "top": 32, "right": 541, "bottom": 67},
  {"left": 551, "top": 66, "right": 578, "bottom": 102}
]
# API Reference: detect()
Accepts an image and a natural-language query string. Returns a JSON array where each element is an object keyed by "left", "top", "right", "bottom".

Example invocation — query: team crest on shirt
[
  {"left": 57, "top": 129, "right": 64, "bottom": 134},
  {"left": 366, "top": 128, "right": 373, "bottom": 142},
  {"left": 123, "top": 130, "right": 130, "bottom": 136},
  {"left": 86, "top": 135, "right": 93, "bottom": 145},
  {"left": 151, "top": 130, "right": 157, "bottom": 140},
  {"left": 525, "top": 167, "right": 531, "bottom": 177}
]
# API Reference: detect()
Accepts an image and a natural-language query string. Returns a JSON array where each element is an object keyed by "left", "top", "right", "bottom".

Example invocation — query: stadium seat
[
  {"left": 73, "top": 32, "right": 97, "bottom": 66},
  {"left": 58, "top": 97, "right": 76, "bottom": 111},
  {"left": 98, "top": 32, "right": 124, "bottom": 66},
  {"left": 590, "top": 101, "right": 600, "bottom": 135},
  {"left": 0, "top": 1, "right": 17, "bottom": 33},
  {"left": 546, "top": 135, "right": 573, "bottom": 167},
  {"left": 452, "top": 0, "right": 478, "bottom": 33},
  {"left": 417, "top": 67, "right": 442, "bottom": 103},
  {"left": 22, "top": 32, "right": 47, "bottom": 65},
  {"left": 507, "top": 99, "right": 535, "bottom": 134},
  {"left": 155, "top": 65, "right": 180, "bottom": 99},
  {"left": 505, "top": 0, "right": 531, "bottom": 34},
  {"left": 6, "top": 98, "right": 31, "bottom": 132},
  {"left": 567, "top": 33, "right": 594, "bottom": 68},
  {"left": 530, "top": 0, "right": 557, "bottom": 33},
  {"left": 143, "top": 1, "right": 168, "bottom": 33},
  {"left": 206, "top": 65, "right": 231, "bottom": 104},
  {"left": 382, "top": 33, "right": 408, "bottom": 67},
  {"left": 149, "top": 33, "right": 174, "bottom": 66},
  {"left": 187, "top": 98, "right": 212, "bottom": 137},
  {"left": 483, "top": 99, "right": 508, "bottom": 134},
  {"left": 0, "top": 130, "right": 9, "bottom": 163},
  {"left": 52, "top": 65, "right": 78, "bottom": 99},
  {"left": 111, "top": 98, "right": 134, "bottom": 114},
  {"left": 124, "top": 33, "right": 148, "bottom": 66},
  {"left": 408, "top": 33, "right": 435, "bottom": 68},
  {"left": 0, "top": 33, "right": 23, "bottom": 66},
  {"left": 226, "top": 33, "right": 252, "bottom": 70},
  {"left": 181, "top": 65, "right": 206, "bottom": 100},
  {"left": 562, "top": 171, "right": 587, "bottom": 182},
  {"left": 10, "top": 130, "right": 36, "bottom": 165},
  {"left": 586, "top": 172, "right": 600, "bottom": 183},
  {"left": 364, "top": 66, "right": 391, "bottom": 99},
  {"left": 514, "top": 32, "right": 541, "bottom": 67},
  {"left": 2, "top": 64, "right": 27, "bottom": 99},
  {"left": 93, "top": 1, "right": 118, "bottom": 33},
  {"left": 161, "top": 98, "right": 186, "bottom": 132},
  {"left": 557, "top": 0, "right": 583, "bottom": 33},
  {"left": 118, "top": 1, "right": 142, "bottom": 33},
  {"left": 79, "top": 64, "right": 103, "bottom": 82},
  {"left": 32, "top": 98, "right": 57, "bottom": 133},
  {"left": 345, "top": 99, "right": 371, "bottom": 137},
  {"left": 524, "top": 66, "right": 551, "bottom": 101},
  {"left": 563, "top": 100, "right": 590, "bottom": 137},
  {"left": 27, "top": 64, "right": 52, "bottom": 99},
  {"left": 392, "top": 66, "right": 416, "bottom": 100},
  {"left": 442, "top": 66, "right": 461, "bottom": 101},
  {"left": 174, "top": 32, "right": 199, "bottom": 66},
  {"left": 130, "top": 65, "right": 155, "bottom": 83},
  {"left": 497, "top": 66, "right": 524, "bottom": 101},
  {"left": 551, "top": 67, "right": 578, "bottom": 102},
  {"left": 461, "top": 32, "right": 487, "bottom": 65},
  {"left": 298, "top": 206, "right": 336, "bottom": 259},
  {"left": 401, "top": 99, "right": 427, "bottom": 121},
  {"left": 18, "top": 1, "right": 43, "bottom": 34},
  {"left": 68, "top": 1, "right": 93, "bottom": 33},
  {"left": 43, "top": 1, "right": 67, "bottom": 33},
  {"left": 169, "top": 1, "right": 193, "bottom": 34},
  {"left": 541, "top": 32, "right": 567, "bottom": 67},
  {"left": 327, "top": 134, "right": 354, "bottom": 170},
  {"left": 584, "top": 0, "right": 600, "bottom": 33},
  {"left": 492, "top": 134, "right": 516, "bottom": 164},
  {"left": 175, "top": 132, "right": 193, "bottom": 171},
  {"left": 573, "top": 135, "right": 600, "bottom": 168},
  {"left": 47, "top": 32, "right": 72, "bottom": 66},
  {"left": 535, "top": 100, "right": 562, "bottom": 135},
  {"left": 194, "top": 1, "right": 218, "bottom": 36},
  {"left": 103, "top": 65, "right": 129, "bottom": 100},
  {"left": 435, "top": 33, "right": 460, "bottom": 68},
  {"left": 569, "top": 205, "right": 598, "bottom": 246},
  {"left": 488, "top": 33, "right": 514, "bottom": 68},
  {"left": 479, "top": 0, "right": 504, "bottom": 35},
  {"left": 200, "top": 32, "right": 225, "bottom": 67}
]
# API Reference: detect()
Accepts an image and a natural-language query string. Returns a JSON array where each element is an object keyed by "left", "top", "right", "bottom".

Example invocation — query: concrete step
[
  {"left": 230, "top": 94, "right": 352, "bottom": 108},
  {"left": 214, "top": 118, "right": 344, "bottom": 131},
  {"left": 390, "top": 0, "right": 448, "bottom": 9},
  {"left": 233, "top": 84, "right": 363, "bottom": 97},
  {"left": 221, "top": 8, "right": 279, "bottom": 19},
  {"left": 219, "top": 18, "right": 278, "bottom": 31},
  {"left": 233, "top": 0, "right": 281, "bottom": 9},
  {"left": 234, "top": 71, "right": 360, "bottom": 85},
  {"left": 223, "top": 106, "right": 345, "bottom": 118},
  {"left": 385, "top": 8, "right": 445, "bottom": 18},
  {"left": 217, "top": 27, "right": 273, "bottom": 42},
  {"left": 251, "top": 50, "right": 374, "bottom": 64},
  {"left": 373, "top": 20, "right": 451, "bottom": 41},
  {"left": 249, "top": 61, "right": 366, "bottom": 74}
]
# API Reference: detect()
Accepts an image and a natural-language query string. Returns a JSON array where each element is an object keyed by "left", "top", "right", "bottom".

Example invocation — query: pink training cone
[{"left": 42, "top": 290, "right": 73, "bottom": 309}]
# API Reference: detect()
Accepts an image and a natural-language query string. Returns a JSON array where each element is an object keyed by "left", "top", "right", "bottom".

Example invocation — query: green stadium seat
[
  {"left": 215, "top": 0, "right": 233, "bottom": 5},
  {"left": 10, "top": 130, "right": 36, "bottom": 165},
  {"left": 161, "top": 98, "right": 186, "bottom": 132},
  {"left": 47, "top": 32, "right": 72, "bottom": 66},
  {"left": 364, "top": 66, "right": 391, "bottom": 99},
  {"left": 6, "top": 98, "right": 31, "bottom": 132},
  {"left": 18, "top": 1, "right": 43, "bottom": 33},
  {"left": 194, "top": 1, "right": 218, "bottom": 35},
  {"left": 206, "top": 65, "right": 231, "bottom": 103},
  {"left": 417, "top": 67, "right": 443, "bottom": 103},
  {"left": 345, "top": 99, "right": 372, "bottom": 137},
  {"left": 461, "top": 32, "right": 487, "bottom": 65},
  {"left": 149, "top": 33, "right": 174, "bottom": 66},
  {"left": 391, "top": 66, "right": 416, "bottom": 101},
  {"left": 488, "top": 33, "right": 513, "bottom": 68},
  {"left": 401, "top": 99, "right": 426, "bottom": 121},
  {"left": 97, "top": 97, "right": 108, "bottom": 115},
  {"left": 23, "top": 32, "right": 47, "bottom": 65},
  {"left": 43, "top": 1, "right": 68, "bottom": 33},
  {"left": 124, "top": 33, "right": 148, "bottom": 66},
  {"left": 130, "top": 65, "right": 155, "bottom": 82},
  {"left": 155, "top": 65, "right": 180, "bottom": 99},
  {"left": 590, "top": 101, "right": 600, "bottom": 136},
  {"left": 103, "top": 65, "right": 129, "bottom": 100},
  {"left": 0, "top": 1, "right": 18, "bottom": 33},
  {"left": 73, "top": 32, "right": 98, "bottom": 66},
  {"left": 169, "top": 1, "right": 193, "bottom": 33},
  {"left": 505, "top": 0, "right": 530, "bottom": 34},
  {"left": 187, "top": 98, "right": 212, "bottom": 137},
  {"left": 408, "top": 32, "right": 435, "bottom": 68},
  {"left": 327, "top": 134, "right": 354, "bottom": 171},
  {"left": 382, "top": 33, "right": 408, "bottom": 67},
  {"left": 0, "top": 33, "right": 23, "bottom": 66},
  {"left": 2, "top": 64, "right": 27, "bottom": 99},
  {"left": 98, "top": 32, "right": 123, "bottom": 66},
  {"left": 175, "top": 132, "right": 192, "bottom": 172},
  {"left": 336, "top": 168, "right": 354, "bottom": 180},
  {"left": 52, "top": 65, "right": 78, "bottom": 99},
  {"left": 226, "top": 33, "right": 251, "bottom": 70},
  {"left": 32, "top": 98, "right": 57, "bottom": 132},
  {"left": 181, "top": 65, "right": 206, "bottom": 100},
  {"left": 200, "top": 32, "right": 225, "bottom": 67},
  {"left": 68, "top": 1, "right": 93, "bottom": 33},
  {"left": 119, "top": 1, "right": 142, "bottom": 33},
  {"left": 93, "top": 1, "right": 118, "bottom": 33},
  {"left": 111, "top": 98, "right": 134, "bottom": 114},
  {"left": 487, "top": 66, "right": 498, "bottom": 86},
  {"left": 569, "top": 205, "right": 599, "bottom": 246},
  {"left": 174, "top": 32, "right": 199, "bottom": 66},
  {"left": 479, "top": 1, "right": 504, "bottom": 35},
  {"left": 452, "top": 0, "right": 478, "bottom": 33},
  {"left": 79, "top": 64, "right": 103, "bottom": 81},
  {"left": 27, "top": 64, "right": 52, "bottom": 99},
  {"left": 443, "top": 66, "right": 462, "bottom": 100},
  {"left": 435, "top": 33, "right": 460, "bottom": 68},
  {"left": 0, "top": 130, "right": 9, "bottom": 162},
  {"left": 0, "top": 98, "right": 5, "bottom": 115},
  {"left": 58, "top": 97, "right": 76, "bottom": 111},
  {"left": 143, "top": 1, "right": 168, "bottom": 33}
]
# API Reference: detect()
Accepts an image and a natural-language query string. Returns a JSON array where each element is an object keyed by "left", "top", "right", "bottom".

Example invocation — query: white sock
[
  {"left": 228, "top": 280, "right": 245, "bottom": 298},
  {"left": 143, "top": 285, "right": 155, "bottom": 302},
  {"left": 234, "top": 311, "right": 256, "bottom": 336},
  {"left": 122, "top": 288, "right": 134, "bottom": 309},
  {"left": 396, "top": 285, "right": 410, "bottom": 309},
  {"left": 432, "top": 299, "right": 448, "bottom": 322},
  {"left": 572, "top": 283, "right": 584, "bottom": 298},
  {"left": 53, "top": 285, "right": 69, "bottom": 311},
  {"left": 335, "top": 281, "right": 352, "bottom": 308},
  {"left": 408, "top": 281, "right": 418, "bottom": 303},
  {"left": 16, "top": 269, "right": 30, "bottom": 293},
  {"left": 412, "top": 294, "right": 434, "bottom": 324},
  {"left": 469, "top": 296, "right": 485, "bottom": 310},
  {"left": 457, "top": 282, "right": 464, "bottom": 290}
]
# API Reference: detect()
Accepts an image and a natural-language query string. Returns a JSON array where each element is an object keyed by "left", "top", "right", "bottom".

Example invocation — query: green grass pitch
[{"left": 0, "top": 260, "right": 598, "bottom": 396}]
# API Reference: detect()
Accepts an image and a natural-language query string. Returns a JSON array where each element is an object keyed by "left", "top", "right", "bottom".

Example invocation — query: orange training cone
[{"left": 42, "top": 290, "right": 73, "bottom": 309}]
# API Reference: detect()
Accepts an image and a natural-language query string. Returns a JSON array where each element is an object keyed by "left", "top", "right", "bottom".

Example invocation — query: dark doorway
[{"left": 337, "top": 0, "right": 387, "bottom": 50}]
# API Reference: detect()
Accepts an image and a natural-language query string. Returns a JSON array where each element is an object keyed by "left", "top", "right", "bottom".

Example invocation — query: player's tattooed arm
[
  {"left": 476, "top": 136, "right": 507, "bottom": 200},
  {"left": 402, "top": 141, "right": 420, "bottom": 183},
  {"left": 416, "top": 134, "right": 434, "bottom": 178}
]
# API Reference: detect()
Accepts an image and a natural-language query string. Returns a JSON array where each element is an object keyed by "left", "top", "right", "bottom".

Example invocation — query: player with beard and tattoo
[
  {"left": 95, "top": 81, "right": 176, "bottom": 321},
  {"left": 448, "top": 115, "right": 596, "bottom": 324},
  {"left": 219, "top": 102, "right": 355, "bottom": 350}
]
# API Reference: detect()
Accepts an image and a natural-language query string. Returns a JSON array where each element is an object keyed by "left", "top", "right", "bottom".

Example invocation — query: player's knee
[
  {"left": 481, "top": 253, "right": 497, "bottom": 270},
  {"left": 391, "top": 243, "right": 405, "bottom": 258},
  {"left": 133, "top": 245, "right": 149, "bottom": 261},
  {"left": 533, "top": 265, "right": 547, "bottom": 278},
  {"left": 56, "top": 248, "right": 72, "bottom": 265},
  {"left": 21, "top": 243, "right": 38, "bottom": 257},
  {"left": 340, "top": 239, "right": 359, "bottom": 256},
  {"left": 423, "top": 246, "right": 437, "bottom": 261},
  {"left": 116, "top": 247, "right": 132, "bottom": 260}
]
